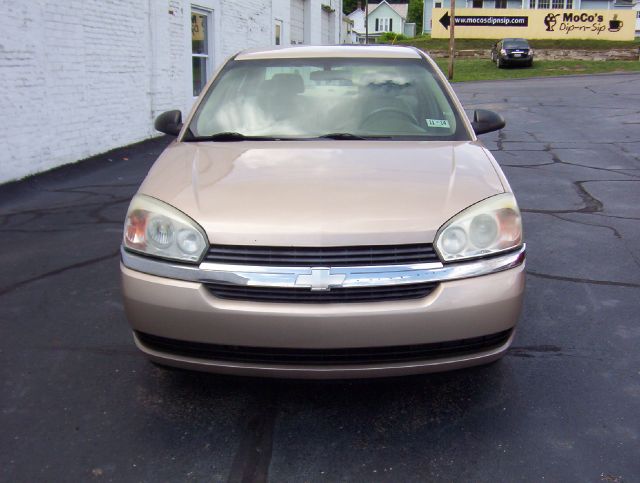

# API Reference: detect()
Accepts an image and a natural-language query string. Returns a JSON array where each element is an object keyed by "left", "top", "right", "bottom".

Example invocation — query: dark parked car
[{"left": 491, "top": 38, "right": 533, "bottom": 68}]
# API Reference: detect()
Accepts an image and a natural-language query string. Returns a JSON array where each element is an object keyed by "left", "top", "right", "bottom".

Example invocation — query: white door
[
  {"left": 321, "top": 9, "right": 331, "bottom": 44},
  {"left": 291, "top": 0, "right": 305, "bottom": 44}
]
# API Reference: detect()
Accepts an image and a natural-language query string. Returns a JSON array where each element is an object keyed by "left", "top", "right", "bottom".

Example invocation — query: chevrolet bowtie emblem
[{"left": 295, "top": 268, "right": 346, "bottom": 291}]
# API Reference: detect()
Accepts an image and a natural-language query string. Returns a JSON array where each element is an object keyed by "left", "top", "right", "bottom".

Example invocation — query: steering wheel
[{"left": 359, "top": 107, "right": 421, "bottom": 130}]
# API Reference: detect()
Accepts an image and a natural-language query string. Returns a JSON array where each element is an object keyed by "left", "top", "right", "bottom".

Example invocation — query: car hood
[{"left": 139, "top": 141, "right": 505, "bottom": 246}]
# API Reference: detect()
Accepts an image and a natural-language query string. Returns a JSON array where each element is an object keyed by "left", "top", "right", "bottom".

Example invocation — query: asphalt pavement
[{"left": 1, "top": 74, "right": 639, "bottom": 482}]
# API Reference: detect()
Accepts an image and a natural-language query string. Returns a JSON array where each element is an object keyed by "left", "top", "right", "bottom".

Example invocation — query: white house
[
  {"left": 347, "top": 1, "right": 415, "bottom": 43},
  {"left": 341, "top": 14, "right": 357, "bottom": 43},
  {"left": 0, "top": 0, "right": 343, "bottom": 184},
  {"left": 347, "top": 3, "right": 367, "bottom": 41}
]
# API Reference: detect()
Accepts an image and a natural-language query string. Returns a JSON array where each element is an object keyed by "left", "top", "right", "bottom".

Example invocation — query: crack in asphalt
[
  {"left": 513, "top": 178, "right": 639, "bottom": 222},
  {"left": 539, "top": 212, "right": 640, "bottom": 268},
  {"left": 0, "top": 224, "right": 122, "bottom": 233},
  {"left": 495, "top": 129, "right": 505, "bottom": 152},
  {"left": 590, "top": 212, "right": 640, "bottom": 221},
  {"left": 0, "top": 197, "right": 131, "bottom": 227},
  {"left": 0, "top": 184, "right": 134, "bottom": 231},
  {"left": 227, "top": 388, "right": 278, "bottom": 483},
  {"left": 534, "top": 103, "right": 638, "bottom": 110},
  {"left": 574, "top": 180, "right": 604, "bottom": 213},
  {"left": 36, "top": 345, "right": 139, "bottom": 356},
  {"left": 492, "top": 135, "right": 640, "bottom": 179},
  {"left": 1, "top": 183, "right": 135, "bottom": 212},
  {"left": 527, "top": 270, "right": 640, "bottom": 288},
  {"left": 0, "top": 250, "right": 120, "bottom": 297},
  {"left": 542, "top": 212, "right": 622, "bottom": 238},
  {"left": 505, "top": 345, "right": 606, "bottom": 360},
  {"left": 488, "top": 118, "right": 640, "bottom": 281},
  {"left": 519, "top": 179, "right": 606, "bottom": 216},
  {"left": 507, "top": 345, "right": 567, "bottom": 358}
]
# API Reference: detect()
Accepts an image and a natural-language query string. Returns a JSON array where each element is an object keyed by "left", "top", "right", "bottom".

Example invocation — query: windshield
[
  {"left": 188, "top": 58, "right": 469, "bottom": 141},
  {"left": 504, "top": 40, "right": 529, "bottom": 49}
]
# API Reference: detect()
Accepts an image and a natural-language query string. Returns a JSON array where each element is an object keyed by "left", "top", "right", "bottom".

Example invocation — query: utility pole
[
  {"left": 448, "top": 0, "right": 455, "bottom": 80},
  {"left": 365, "top": 0, "right": 369, "bottom": 44}
]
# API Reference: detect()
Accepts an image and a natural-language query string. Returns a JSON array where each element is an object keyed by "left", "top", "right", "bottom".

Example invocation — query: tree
[
  {"left": 407, "top": 0, "right": 423, "bottom": 34},
  {"left": 343, "top": 0, "right": 359, "bottom": 14}
]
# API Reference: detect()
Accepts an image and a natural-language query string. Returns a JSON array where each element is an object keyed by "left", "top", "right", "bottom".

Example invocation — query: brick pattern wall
[
  {"left": 0, "top": 0, "right": 343, "bottom": 183},
  {"left": 220, "top": 1, "right": 272, "bottom": 59},
  {"left": 1, "top": 0, "right": 157, "bottom": 183}
]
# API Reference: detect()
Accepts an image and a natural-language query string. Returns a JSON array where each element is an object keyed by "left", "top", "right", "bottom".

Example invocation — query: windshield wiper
[
  {"left": 317, "top": 133, "right": 391, "bottom": 140},
  {"left": 185, "top": 131, "right": 393, "bottom": 142},
  {"left": 184, "top": 132, "right": 280, "bottom": 142}
]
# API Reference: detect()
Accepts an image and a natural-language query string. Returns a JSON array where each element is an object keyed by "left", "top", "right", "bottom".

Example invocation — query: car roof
[
  {"left": 235, "top": 45, "right": 423, "bottom": 61},
  {"left": 502, "top": 38, "right": 529, "bottom": 42}
]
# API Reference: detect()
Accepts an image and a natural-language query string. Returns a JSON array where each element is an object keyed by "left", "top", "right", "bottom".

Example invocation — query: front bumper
[
  {"left": 503, "top": 55, "right": 533, "bottom": 65},
  {"left": 121, "top": 246, "right": 525, "bottom": 378}
]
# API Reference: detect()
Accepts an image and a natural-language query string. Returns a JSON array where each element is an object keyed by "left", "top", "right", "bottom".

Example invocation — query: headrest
[{"left": 269, "top": 73, "right": 305, "bottom": 94}]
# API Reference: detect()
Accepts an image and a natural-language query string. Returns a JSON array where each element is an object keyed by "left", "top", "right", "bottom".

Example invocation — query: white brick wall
[{"left": 0, "top": 0, "right": 343, "bottom": 184}]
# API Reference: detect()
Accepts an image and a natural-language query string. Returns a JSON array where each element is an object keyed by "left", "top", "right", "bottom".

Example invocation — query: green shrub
[{"left": 378, "top": 32, "right": 409, "bottom": 44}]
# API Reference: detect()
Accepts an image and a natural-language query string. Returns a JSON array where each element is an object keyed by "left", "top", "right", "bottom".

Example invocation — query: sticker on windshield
[{"left": 426, "top": 119, "right": 450, "bottom": 128}]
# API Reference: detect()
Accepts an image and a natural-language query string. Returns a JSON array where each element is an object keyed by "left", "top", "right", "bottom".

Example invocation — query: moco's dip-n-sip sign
[{"left": 431, "top": 8, "right": 635, "bottom": 40}]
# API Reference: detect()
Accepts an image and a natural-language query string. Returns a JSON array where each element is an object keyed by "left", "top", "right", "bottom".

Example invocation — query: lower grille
[
  {"left": 136, "top": 330, "right": 512, "bottom": 366},
  {"left": 205, "top": 282, "right": 438, "bottom": 303}
]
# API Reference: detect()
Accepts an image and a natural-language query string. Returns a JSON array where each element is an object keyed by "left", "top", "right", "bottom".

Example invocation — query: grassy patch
[
  {"left": 389, "top": 35, "right": 640, "bottom": 51},
  {"left": 434, "top": 58, "right": 640, "bottom": 82}
]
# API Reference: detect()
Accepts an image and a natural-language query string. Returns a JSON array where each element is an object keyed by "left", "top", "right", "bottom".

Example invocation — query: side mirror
[
  {"left": 471, "top": 109, "right": 505, "bottom": 135},
  {"left": 154, "top": 110, "right": 182, "bottom": 136}
]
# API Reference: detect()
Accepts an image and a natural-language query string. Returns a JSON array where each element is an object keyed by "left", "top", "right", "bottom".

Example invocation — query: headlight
[
  {"left": 435, "top": 193, "right": 523, "bottom": 262},
  {"left": 123, "top": 194, "right": 208, "bottom": 263},
  {"left": 500, "top": 48, "right": 507, "bottom": 55},
  {"left": 529, "top": 49, "right": 534, "bottom": 55}
]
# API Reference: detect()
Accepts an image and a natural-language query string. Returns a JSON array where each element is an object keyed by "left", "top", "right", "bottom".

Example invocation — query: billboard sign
[{"left": 431, "top": 8, "right": 635, "bottom": 40}]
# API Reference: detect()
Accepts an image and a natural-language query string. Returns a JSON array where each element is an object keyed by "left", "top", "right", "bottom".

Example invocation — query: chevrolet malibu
[{"left": 121, "top": 45, "right": 525, "bottom": 378}]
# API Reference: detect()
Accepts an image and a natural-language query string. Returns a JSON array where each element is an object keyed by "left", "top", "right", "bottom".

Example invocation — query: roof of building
[
  {"left": 368, "top": 1, "right": 408, "bottom": 19},
  {"left": 236, "top": 45, "right": 421, "bottom": 61}
]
